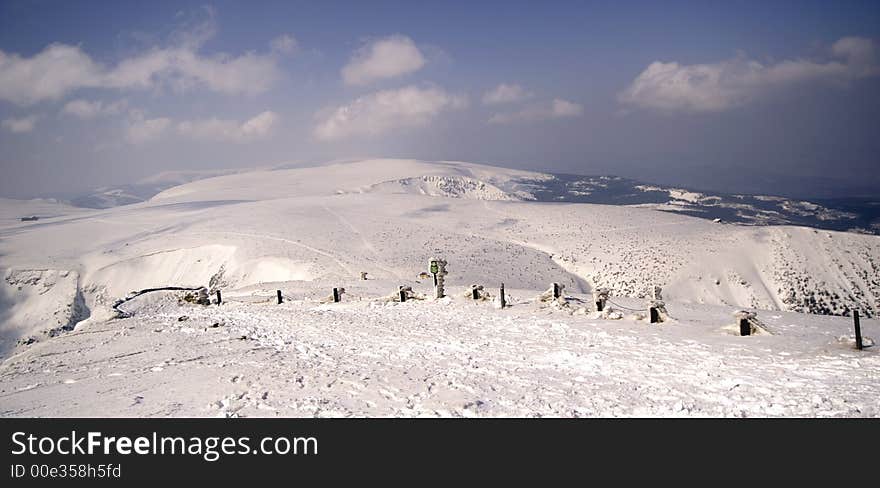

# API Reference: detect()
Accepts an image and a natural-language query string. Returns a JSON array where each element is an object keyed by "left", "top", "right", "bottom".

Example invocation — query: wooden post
[
  {"left": 277, "top": 290, "right": 283, "bottom": 304},
  {"left": 472, "top": 285, "right": 479, "bottom": 300},
  {"left": 399, "top": 286, "right": 407, "bottom": 303},
  {"left": 332, "top": 287, "right": 340, "bottom": 303},
  {"left": 739, "top": 318, "right": 750, "bottom": 336},
  {"left": 650, "top": 307, "right": 660, "bottom": 324},
  {"left": 500, "top": 283, "right": 506, "bottom": 309},
  {"left": 216, "top": 290, "right": 222, "bottom": 305},
  {"left": 596, "top": 299, "right": 604, "bottom": 312},
  {"left": 553, "top": 283, "right": 560, "bottom": 299},
  {"left": 854, "top": 310, "right": 863, "bottom": 350}
]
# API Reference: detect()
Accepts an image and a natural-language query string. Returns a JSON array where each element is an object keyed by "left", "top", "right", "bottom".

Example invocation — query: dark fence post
[
  {"left": 739, "top": 317, "right": 750, "bottom": 336},
  {"left": 332, "top": 288, "right": 340, "bottom": 303},
  {"left": 500, "top": 283, "right": 506, "bottom": 309},
  {"left": 854, "top": 310, "right": 863, "bottom": 350},
  {"left": 552, "top": 283, "right": 560, "bottom": 299},
  {"left": 277, "top": 290, "right": 283, "bottom": 304},
  {"left": 399, "top": 286, "right": 407, "bottom": 303},
  {"left": 650, "top": 306, "right": 660, "bottom": 324},
  {"left": 216, "top": 290, "right": 222, "bottom": 306},
  {"left": 596, "top": 299, "right": 604, "bottom": 312},
  {"left": 472, "top": 285, "right": 479, "bottom": 300}
]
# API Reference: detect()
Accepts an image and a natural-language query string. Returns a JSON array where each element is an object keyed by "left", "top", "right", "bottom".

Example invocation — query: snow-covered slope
[
  {"left": 0, "top": 158, "right": 877, "bottom": 417},
  {"left": 150, "top": 158, "right": 544, "bottom": 202},
  {"left": 0, "top": 288, "right": 876, "bottom": 417},
  {"left": 64, "top": 161, "right": 880, "bottom": 234},
  {"left": 68, "top": 168, "right": 256, "bottom": 209}
]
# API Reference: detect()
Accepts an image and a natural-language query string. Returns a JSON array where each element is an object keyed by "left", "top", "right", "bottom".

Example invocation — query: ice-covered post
[
  {"left": 398, "top": 286, "right": 407, "bottom": 303},
  {"left": 216, "top": 290, "right": 222, "bottom": 306},
  {"left": 854, "top": 310, "right": 863, "bottom": 350},
  {"left": 594, "top": 288, "right": 609, "bottom": 312},
  {"left": 360, "top": 272, "right": 368, "bottom": 280},
  {"left": 429, "top": 257, "right": 447, "bottom": 299},
  {"left": 277, "top": 290, "right": 283, "bottom": 304},
  {"left": 500, "top": 283, "right": 506, "bottom": 309},
  {"left": 332, "top": 288, "right": 340, "bottom": 303}
]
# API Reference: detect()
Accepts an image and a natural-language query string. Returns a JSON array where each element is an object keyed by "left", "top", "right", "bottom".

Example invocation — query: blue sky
[{"left": 1, "top": 0, "right": 879, "bottom": 199}]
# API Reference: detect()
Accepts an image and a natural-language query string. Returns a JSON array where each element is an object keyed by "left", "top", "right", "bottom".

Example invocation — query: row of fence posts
[
  {"left": 213, "top": 287, "right": 343, "bottom": 306},
  {"left": 210, "top": 280, "right": 867, "bottom": 350},
  {"left": 213, "top": 282, "right": 662, "bottom": 319}
]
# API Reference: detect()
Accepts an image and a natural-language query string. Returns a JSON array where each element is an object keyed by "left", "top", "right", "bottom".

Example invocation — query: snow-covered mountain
[
  {"left": 68, "top": 168, "right": 252, "bottom": 209},
  {"left": 66, "top": 162, "right": 880, "bottom": 234},
  {"left": 1, "top": 159, "right": 877, "bottom": 417},
  {"left": 521, "top": 174, "right": 880, "bottom": 235}
]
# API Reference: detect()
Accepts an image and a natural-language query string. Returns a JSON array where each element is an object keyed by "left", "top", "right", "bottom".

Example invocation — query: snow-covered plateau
[{"left": 0, "top": 159, "right": 877, "bottom": 417}]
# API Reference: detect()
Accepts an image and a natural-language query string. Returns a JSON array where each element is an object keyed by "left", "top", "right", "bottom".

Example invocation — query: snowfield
[{"left": 0, "top": 159, "right": 878, "bottom": 417}]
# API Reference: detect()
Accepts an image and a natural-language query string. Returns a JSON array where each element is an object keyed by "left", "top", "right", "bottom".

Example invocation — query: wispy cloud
[
  {"left": 489, "top": 98, "right": 583, "bottom": 124},
  {"left": 0, "top": 10, "right": 288, "bottom": 105},
  {"left": 176, "top": 111, "right": 279, "bottom": 143},
  {"left": 1, "top": 114, "right": 39, "bottom": 133},
  {"left": 482, "top": 83, "right": 533, "bottom": 105},
  {"left": 62, "top": 99, "right": 128, "bottom": 119},
  {"left": 124, "top": 110, "right": 279, "bottom": 145},
  {"left": 619, "top": 36, "right": 880, "bottom": 113},
  {"left": 125, "top": 115, "right": 171, "bottom": 144},
  {"left": 314, "top": 84, "right": 466, "bottom": 140},
  {"left": 341, "top": 35, "right": 426, "bottom": 86},
  {"left": 270, "top": 34, "right": 298, "bottom": 55}
]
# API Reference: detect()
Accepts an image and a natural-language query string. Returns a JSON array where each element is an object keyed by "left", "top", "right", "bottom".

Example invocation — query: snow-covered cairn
[
  {"left": 320, "top": 287, "right": 345, "bottom": 303},
  {"left": 537, "top": 283, "right": 567, "bottom": 306},
  {"left": 648, "top": 299, "right": 669, "bottom": 323},
  {"left": 376, "top": 286, "right": 425, "bottom": 303},
  {"left": 733, "top": 311, "right": 770, "bottom": 336},
  {"left": 181, "top": 287, "right": 211, "bottom": 306},
  {"left": 465, "top": 284, "right": 492, "bottom": 301}
]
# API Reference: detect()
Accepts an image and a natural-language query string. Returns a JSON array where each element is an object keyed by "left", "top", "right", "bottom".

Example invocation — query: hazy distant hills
[
  {"left": 66, "top": 164, "right": 880, "bottom": 235},
  {"left": 521, "top": 174, "right": 880, "bottom": 235}
]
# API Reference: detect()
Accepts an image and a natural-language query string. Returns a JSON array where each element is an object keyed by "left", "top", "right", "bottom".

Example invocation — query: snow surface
[{"left": 0, "top": 158, "right": 878, "bottom": 417}]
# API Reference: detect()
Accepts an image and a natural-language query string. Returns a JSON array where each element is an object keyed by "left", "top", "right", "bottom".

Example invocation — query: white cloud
[
  {"left": 0, "top": 44, "right": 104, "bottom": 105},
  {"left": 176, "top": 110, "right": 279, "bottom": 143},
  {"left": 270, "top": 34, "right": 298, "bottom": 55},
  {"left": 489, "top": 98, "right": 583, "bottom": 124},
  {"left": 482, "top": 83, "right": 532, "bottom": 105},
  {"left": 101, "top": 47, "right": 281, "bottom": 96},
  {"left": 2, "top": 114, "right": 39, "bottom": 133},
  {"left": 125, "top": 116, "right": 171, "bottom": 144},
  {"left": 314, "top": 84, "right": 467, "bottom": 140},
  {"left": 62, "top": 99, "right": 128, "bottom": 119},
  {"left": 341, "top": 35, "right": 426, "bottom": 86},
  {"left": 619, "top": 36, "right": 880, "bottom": 113},
  {"left": 169, "top": 5, "right": 219, "bottom": 50},
  {"left": 0, "top": 11, "right": 285, "bottom": 105},
  {"left": 123, "top": 110, "right": 279, "bottom": 144},
  {"left": 551, "top": 98, "right": 583, "bottom": 117}
]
